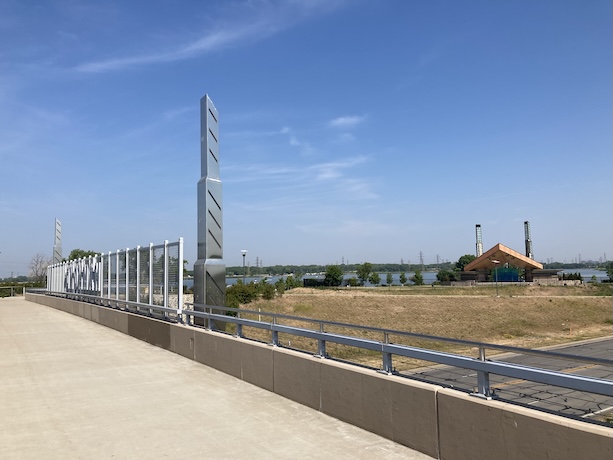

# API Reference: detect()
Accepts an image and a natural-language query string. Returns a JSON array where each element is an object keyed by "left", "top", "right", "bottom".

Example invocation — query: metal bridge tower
[
  {"left": 475, "top": 224, "right": 483, "bottom": 257},
  {"left": 193, "top": 95, "right": 225, "bottom": 313},
  {"left": 524, "top": 221, "right": 533, "bottom": 259},
  {"left": 53, "top": 218, "right": 62, "bottom": 264}
]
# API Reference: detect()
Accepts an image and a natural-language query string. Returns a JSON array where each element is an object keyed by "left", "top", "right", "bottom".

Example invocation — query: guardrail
[
  {"left": 36, "top": 289, "right": 613, "bottom": 416},
  {"left": 0, "top": 286, "right": 25, "bottom": 297}
]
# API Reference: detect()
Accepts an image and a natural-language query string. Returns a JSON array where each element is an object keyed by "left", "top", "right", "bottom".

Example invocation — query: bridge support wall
[{"left": 26, "top": 294, "right": 612, "bottom": 460}]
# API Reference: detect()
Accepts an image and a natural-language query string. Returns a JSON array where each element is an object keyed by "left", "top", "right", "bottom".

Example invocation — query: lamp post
[
  {"left": 241, "top": 250, "right": 247, "bottom": 284},
  {"left": 492, "top": 260, "right": 500, "bottom": 297}
]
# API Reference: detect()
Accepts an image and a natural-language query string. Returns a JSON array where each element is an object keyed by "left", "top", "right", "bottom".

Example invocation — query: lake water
[{"left": 184, "top": 268, "right": 609, "bottom": 287}]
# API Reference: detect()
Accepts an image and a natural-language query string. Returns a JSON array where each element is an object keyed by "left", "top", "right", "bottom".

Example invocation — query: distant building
[{"left": 461, "top": 243, "right": 550, "bottom": 283}]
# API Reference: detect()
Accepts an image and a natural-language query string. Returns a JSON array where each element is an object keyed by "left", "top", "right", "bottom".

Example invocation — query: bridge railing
[
  {"left": 0, "top": 285, "right": 25, "bottom": 297},
  {"left": 35, "top": 289, "right": 613, "bottom": 418},
  {"left": 45, "top": 238, "right": 183, "bottom": 314}
]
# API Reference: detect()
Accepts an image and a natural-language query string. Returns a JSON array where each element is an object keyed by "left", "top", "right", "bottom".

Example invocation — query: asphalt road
[{"left": 403, "top": 337, "right": 613, "bottom": 421}]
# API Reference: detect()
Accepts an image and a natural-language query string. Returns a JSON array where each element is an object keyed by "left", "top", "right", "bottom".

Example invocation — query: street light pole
[
  {"left": 241, "top": 250, "right": 247, "bottom": 284},
  {"left": 492, "top": 260, "right": 500, "bottom": 297}
]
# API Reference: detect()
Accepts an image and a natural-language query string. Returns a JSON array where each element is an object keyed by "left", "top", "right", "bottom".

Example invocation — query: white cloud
[
  {"left": 328, "top": 115, "right": 366, "bottom": 128},
  {"left": 75, "top": 0, "right": 347, "bottom": 73}
]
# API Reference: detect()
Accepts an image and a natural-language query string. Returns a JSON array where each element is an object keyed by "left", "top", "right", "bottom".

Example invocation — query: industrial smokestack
[
  {"left": 475, "top": 224, "right": 483, "bottom": 257},
  {"left": 524, "top": 221, "right": 533, "bottom": 259}
]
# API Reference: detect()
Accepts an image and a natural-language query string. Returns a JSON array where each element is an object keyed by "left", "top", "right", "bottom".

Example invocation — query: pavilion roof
[{"left": 464, "top": 243, "right": 543, "bottom": 271}]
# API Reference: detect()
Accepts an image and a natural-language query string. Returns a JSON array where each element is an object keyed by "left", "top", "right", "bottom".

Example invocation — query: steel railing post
[
  {"left": 271, "top": 316, "right": 279, "bottom": 346},
  {"left": 316, "top": 322, "right": 326, "bottom": 358},
  {"left": 381, "top": 332, "right": 393, "bottom": 374},
  {"left": 177, "top": 238, "right": 184, "bottom": 323},
  {"left": 474, "top": 346, "right": 492, "bottom": 399}
]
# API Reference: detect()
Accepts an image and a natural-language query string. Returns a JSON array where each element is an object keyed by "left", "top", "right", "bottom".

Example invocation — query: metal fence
[
  {"left": 34, "top": 284, "right": 613, "bottom": 424},
  {"left": 0, "top": 286, "right": 25, "bottom": 297},
  {"left": 46, "top": 238, "right": 183, "bottom": 314}
]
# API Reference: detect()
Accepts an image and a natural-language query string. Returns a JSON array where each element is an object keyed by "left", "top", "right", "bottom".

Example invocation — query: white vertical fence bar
[
  {"left": 125, "top": 248, "right": 130, "bottom": 303},
  {"left": 178, "top": 237, "right": 184, "bottom": 319},
  {"left": 136, "top": 246, "right": 141, "bottom": 304},
  {"left": 107, "top": 252, "right": 111, "bottom": 299},
  {"left": 148, "top": 243, "right": 153, "bottom": 310},
  {"left": 163, "top": 240, "right": 169, "bottom": 310},
  {"left": 115, "top": 250, "right": 119, "bottom": 301}
]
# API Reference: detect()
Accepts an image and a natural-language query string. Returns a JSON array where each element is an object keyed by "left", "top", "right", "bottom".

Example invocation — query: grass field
[{"left": 235, "top": 283, "right": 612, "bottom": 368}]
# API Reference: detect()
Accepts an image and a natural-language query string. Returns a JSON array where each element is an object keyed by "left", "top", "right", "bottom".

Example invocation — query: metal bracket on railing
[
  {"left": 235, "top": 312, "right": 243, "bottom": 338},
  {"left": 315, "top": 322, "right": 326, "bottom": 358},
  {"left": 472, "top": 346, "right": 493, "bottom": 400},
  {"left": 379, "top": 332, "right": 393, "bottom": 374},
  {"left": 270, "top": 317, "right": 279, "bottom": 346}
]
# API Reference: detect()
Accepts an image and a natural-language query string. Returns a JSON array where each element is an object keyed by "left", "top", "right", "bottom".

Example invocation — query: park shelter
[{"left": 462, "top": 243, "right": 543, "bottom": 282}]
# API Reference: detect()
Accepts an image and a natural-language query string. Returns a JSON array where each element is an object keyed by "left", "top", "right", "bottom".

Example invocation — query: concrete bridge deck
[{"left": 0, "top": 297, "right": 431, "bottom": 459}]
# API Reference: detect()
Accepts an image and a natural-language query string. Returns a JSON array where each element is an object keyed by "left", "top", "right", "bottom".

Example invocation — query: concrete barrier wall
[{"left": 26, "top": 294, "right": 612, "bottom": 460}]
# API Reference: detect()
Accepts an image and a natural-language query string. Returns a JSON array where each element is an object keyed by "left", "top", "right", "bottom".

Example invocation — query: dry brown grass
[{"left": 236, "top": 284, "right": 612, "bottom": 369}]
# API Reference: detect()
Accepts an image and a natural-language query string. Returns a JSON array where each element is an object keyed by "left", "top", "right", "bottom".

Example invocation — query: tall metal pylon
[
  {"left": 53, "top": 218, "right": 62, "bottom": 264},
  {"left": 524, "top": 221, "right": 533, "bottom": 259},
  {"left": 193, "top": 95, "right": 225, "bottom": 314},
  {"left": 475, "top": 224, "right": 483, "bottom": 257}
]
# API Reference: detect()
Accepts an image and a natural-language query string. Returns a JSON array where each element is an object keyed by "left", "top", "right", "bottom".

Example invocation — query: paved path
[{"left": 0, "top": 297, "right": 432, "bottom": 459}]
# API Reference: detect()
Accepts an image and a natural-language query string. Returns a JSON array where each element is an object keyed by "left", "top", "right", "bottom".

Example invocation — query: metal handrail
[
  {"left": 183, "top": 307, "right": 613, "bottom": 398},
  {"left": 186, "top": 302, "right": 613, "bottom": 367},
  {"left": 34, "top": 291, "right": 613, "bottom": 402}
]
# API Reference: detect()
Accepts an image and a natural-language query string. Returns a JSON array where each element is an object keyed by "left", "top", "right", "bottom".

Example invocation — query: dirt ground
[{"left": 242, "top": 284, "right": 612, "bottom": 352}]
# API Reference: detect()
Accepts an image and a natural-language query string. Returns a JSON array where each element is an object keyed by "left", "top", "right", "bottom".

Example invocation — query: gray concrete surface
[{"left": 0, "top": 297, "right": 433, "bottom": 460}]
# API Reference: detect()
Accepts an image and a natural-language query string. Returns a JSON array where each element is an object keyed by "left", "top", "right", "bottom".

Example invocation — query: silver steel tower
[
  {"left": 475, "top": 224, "right": 483, "bottom": 257},
  {"left": 524, "top": 221, "right": 533, "bottom": 259},
  {"left": 53, "top": 218, "right": 62, "bottom": 264},
  {"left": 193, "top": 95, "right": 225, "bottom": 311}
]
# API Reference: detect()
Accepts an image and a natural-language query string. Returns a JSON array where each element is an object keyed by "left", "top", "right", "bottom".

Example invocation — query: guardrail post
[
  {"left": 235, "top": 311, "right": 242, "bottom": 338},
  {"left": 473, "top": 346, "right": 492, "bottom": 399},
  {"left": 271, "top": 317, "right": 279, "bottom": 346},
  {"left": 315, "top": 322, "right": 326, "bottom": 358},
  {"left": 380, "top": 332, "right": 393, "bottom": 374}
]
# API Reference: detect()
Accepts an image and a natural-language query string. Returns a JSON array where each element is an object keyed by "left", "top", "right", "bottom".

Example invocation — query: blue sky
[{"left": 0, "top": 0, "right": 611, "bottom": 277}]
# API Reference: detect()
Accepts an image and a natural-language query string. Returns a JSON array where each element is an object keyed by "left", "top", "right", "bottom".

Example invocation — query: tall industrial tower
[
  {"left": 475, "top": 224, "right": 483, "bottom": 257},
  {"left": 193, "top": 95, "right": 225, "bottom": 311},
  {"left": 53, "top": 218, "right": 62, "bottom": 264},
  {"left": 524, "top": 221, "right": 533, "bottom": 259}
]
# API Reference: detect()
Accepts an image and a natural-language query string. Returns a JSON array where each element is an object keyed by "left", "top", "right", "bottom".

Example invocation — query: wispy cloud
[
  {"left": 328, "top": 115, "right": 366, "bottom": 128},
  {"left": 75, "top": 0, "right": 346, "bottom": 73}
]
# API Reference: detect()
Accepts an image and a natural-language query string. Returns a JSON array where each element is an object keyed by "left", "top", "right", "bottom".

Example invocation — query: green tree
[
  {"left": 346, "top": 277, "right": 359, "bottom": 287},
  {"left": 369, "top": 272, "right": 381, "bottom": 285},
  {"left": 356, "top": 262, "right": 373, "bottom": 286},
  {"left": 399, "top": 272, "right": 407, "bottom": 285},
  {"left": 436, "top": 270, "right": 457, "bottom": 282},
  {"left": 607, "top": 262, "right": 613, "bottom": 281},
  {"left": 259, "top": 282, "right": 276, "bottom": 300},
  {"left": 386, "top": 272, "right": 393, "bottom": 285},
  {"left": 66, "top": 249, "right": 98, "bottom": 261},
  {"left": 226, "top": 281, "right": 258, "bottom": 308},
  {"left": 275, "top": 278, "right": 286, "bottom": 296},
  {"left": 324, "top": 265, "right": 344, "bottom": 286},
  {"left": 411, "top": 270, "right": 424, "bottom": 286},
  {"left": 455, "top": 254, "right": 476, "bottom": 271},
  {"left": 285, "top": 275, "right": 299, "bottom": 289}
]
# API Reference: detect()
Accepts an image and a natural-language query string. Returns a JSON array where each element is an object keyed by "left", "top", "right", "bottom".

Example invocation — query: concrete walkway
[{"left": 0, "top": 297, "right": 433, "bottom": 459}]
